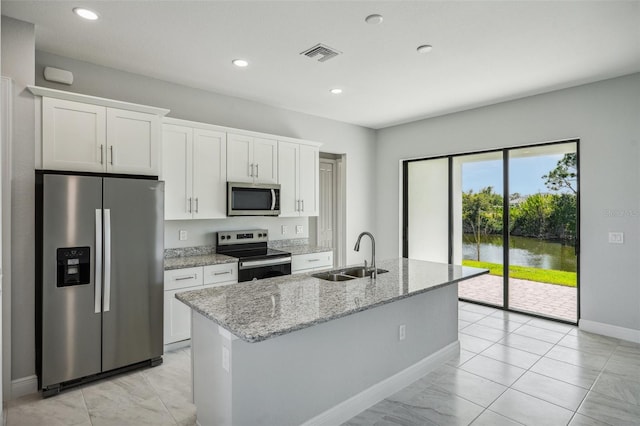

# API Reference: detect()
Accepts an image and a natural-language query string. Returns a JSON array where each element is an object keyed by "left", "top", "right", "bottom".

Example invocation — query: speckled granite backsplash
[
  {"left": 268, "top": 238, "right": 309, "bottom": 248},
  {"left": 165, "top": 245, "right": 216, "bottom": 258}
]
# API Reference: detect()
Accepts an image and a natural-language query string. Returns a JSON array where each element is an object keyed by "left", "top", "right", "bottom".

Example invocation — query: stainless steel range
[{"left": 216, "top": 230, "right": 291, "bottom": 282}]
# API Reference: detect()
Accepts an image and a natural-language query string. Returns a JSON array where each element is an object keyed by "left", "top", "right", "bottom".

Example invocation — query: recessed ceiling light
[
  {"left": 73, "top": 7, "right": 99, "bottom": 21},
  {"left": 232, "top": 59, "right": 249, "bottom": 68},
  {"left": 365, "top": 14, "right": 384, "bottom": 25},
  {"left": 417, "top": 44, "right": 433, "bottom": 54},
  {"left": 330, "top": 88, "right": 343, "bottom": 95}
]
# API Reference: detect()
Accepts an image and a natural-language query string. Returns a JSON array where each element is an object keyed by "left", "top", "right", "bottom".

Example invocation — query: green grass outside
[{"left": 462, "top": 260, "right": 577, "bottom": 288}]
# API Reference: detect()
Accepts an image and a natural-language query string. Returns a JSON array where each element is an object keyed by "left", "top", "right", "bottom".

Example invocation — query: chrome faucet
[{"left": 354, "top": 232, "right": 376, "bottom": 279}]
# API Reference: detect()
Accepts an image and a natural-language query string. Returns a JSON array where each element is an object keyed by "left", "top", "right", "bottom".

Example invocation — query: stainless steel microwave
[{"left": 227, "top": 182, "right": 281, "bottom": 216}]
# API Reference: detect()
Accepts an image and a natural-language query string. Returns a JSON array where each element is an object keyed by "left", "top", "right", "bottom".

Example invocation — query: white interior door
[{"left": 318, "top": 159, "right": 336, "bottom": 253}]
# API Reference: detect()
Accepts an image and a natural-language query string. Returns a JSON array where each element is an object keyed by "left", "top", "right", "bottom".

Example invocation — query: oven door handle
[{"left": 239, "top": 257, "right": 292, "bottom": 270}]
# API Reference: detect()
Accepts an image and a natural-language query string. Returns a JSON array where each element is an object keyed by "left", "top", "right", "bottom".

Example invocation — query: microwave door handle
[{"left": 271, "top": 189, "right": 276, "bottom": 210}]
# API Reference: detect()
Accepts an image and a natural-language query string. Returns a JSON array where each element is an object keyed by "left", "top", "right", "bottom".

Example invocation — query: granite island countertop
[{"left": 176, "top": 258, "right": 488, "bottom": 343}]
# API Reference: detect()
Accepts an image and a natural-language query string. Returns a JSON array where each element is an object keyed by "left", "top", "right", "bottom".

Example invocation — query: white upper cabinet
[
  {"left": 42, "top": 98, "right": 106, "bottom": 173},
  {"left": 162, "top": 121, "right": 227, "bottom": 220},
  {"left": 278, "top": 141, "right": 319, "bottom": 217},
  {"left": 33, "top": 86, "right": 168, "bottom": 176},
  {"left": 227, "top": 133, "right": 277, "bottom": 184},
  {"left": 106, "top": 108, "right": 160, "bottom": 175}
]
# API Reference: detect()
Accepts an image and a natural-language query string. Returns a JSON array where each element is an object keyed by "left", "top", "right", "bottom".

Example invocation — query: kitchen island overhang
[{"left": 177, "top": 258, "right": 488, "bottom": 426}]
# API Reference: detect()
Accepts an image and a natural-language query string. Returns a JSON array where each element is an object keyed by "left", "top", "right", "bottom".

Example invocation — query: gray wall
[
  {"left": 1, "top": 16, "right": 36, "bottom": 381},
  {"left": 376, "top": 73, "right": 640, "bottom": 333}
]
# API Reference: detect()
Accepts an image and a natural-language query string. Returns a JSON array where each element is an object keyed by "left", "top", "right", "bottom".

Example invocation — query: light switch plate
[
  {"left": 282, "top": 225, "right": 288, "bottom": 235},
  {"left": 608, "top": 232, "right": 624, "bottom": 244},
  {"left": 179, "top": 230, "right": 188, "bottom": 241},
  {"left": 296, "top": 225, "right": 303, "bottom": 234}
]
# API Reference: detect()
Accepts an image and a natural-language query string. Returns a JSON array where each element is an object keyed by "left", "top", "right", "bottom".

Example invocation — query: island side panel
[
  {"left": 230, "top": 283, "right": 458, "bottom": 426},
  {"left": 192, "top": 311, "right": 234, "bottom": 426}
]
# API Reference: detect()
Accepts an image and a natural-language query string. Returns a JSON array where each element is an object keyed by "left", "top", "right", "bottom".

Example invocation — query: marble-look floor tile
[
  {"left": 446, "top": 349, "right": 476, "bottom": 367},
  {"left": 499, "top": 333, "right": 554, "bottom": 356},
  {"left": 459, "top": 334, "right": 494, "bottom": 353},
  {"left": 398, "top": 386, "right": 484, "bottom": 426},
  {"left": 459, "top": 355, "right": 526, "bottom": 386},
  {"left": 591, "top": 371, "right": 640, "bottom": 406},
  {"left": 89, "top": 395, "right": 176, "bottom": 426},
  {"left": 431, "top": 366, "right": 507, "bottom": 407},
  {"left": 603, "top": 358, "right": 640, "bottom": 382},
  {"left": 476, "top": 316, "right": 524, "bottom": 333},
  {"left": 470, "top": 410, "right": 524, "bottom": 426},
  {"left": 460, "top": 304, "right": 498, "bottom": 315},
  {"left": 568, "top": 413, "right": 611, "bottom": 426},
  {"left": 489, "top": 389, "right": 574, "bottom": 426},
  {"left": 512, "top": 371, "right": 588, "bottom": 411},
  {"left": 6, "top": 390, "right": 90, "bottom": 426},
  {"left": 558, "top": 334, "right": 617, "bottom": 357},
  {"left": 544, "top": 345, "right": 609, "bottom": 370},
  {"left": 460, "top": 323, "right": 510, "bottom": 342},
  {"left": 342, "top": 400, "right": 406, "bottom": 426},
  {"left": 530, "top": 357, "right": 600, "bottom": 389},
  {"left": 489, "top": 311, "right": 531, "bottom": 324},
  {"left": 512, "top": 324, "right": 566, "bottom": 344},
  {"left": 144, "top": 356, "right": 195, "bottom": 425},
  {"left": 459, "top": 319, "right": 472, "bottom": 330},
  {"left": 82, "top": 372, "right": 157, "bottom": 412},
  {"left": 578, "top": 390, "right": 640, "bottom": 426},
  {"left": 459, "top": 309, "right": 488, "bottom": 323},
  {"left": 527, "top": 318, "right": 575, "bottom": 334},
  {"left": 481, "top": 343, "right": 541, "bottom": 369}
]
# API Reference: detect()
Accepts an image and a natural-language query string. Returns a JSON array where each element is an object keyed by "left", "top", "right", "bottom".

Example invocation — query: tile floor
[
  {"left": 4, "top": 302, "right": 640, "bottom": 426},
  {"left": 4, "top": 347, "right": 195, "bottom": 426},
  {"left": 344, "top": 302, "right": 640, "bottom": 426}
]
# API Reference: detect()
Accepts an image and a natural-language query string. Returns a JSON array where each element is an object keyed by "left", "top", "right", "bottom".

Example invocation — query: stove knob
[
  {"left": 226, "top": 235, "right": 232, "bottom": 240},
  {"left": 220, "top": 235, "right": 225, "bottom": 240}
]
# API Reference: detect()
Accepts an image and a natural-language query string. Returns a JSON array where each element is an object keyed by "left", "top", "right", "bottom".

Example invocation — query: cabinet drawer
[
  {"left": 292, "top": 251, "right": 333, "bottom": 273},
  {"left": 164, "top": 266, "right": 204, "bottom": 291},
  {"left": 203, "top": 263, "right": 238, "bottom": 285}
]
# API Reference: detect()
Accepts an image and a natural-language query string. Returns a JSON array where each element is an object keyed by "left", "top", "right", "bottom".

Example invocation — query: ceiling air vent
[{"left": 300, "top": 43, "right": 342, "bottom": 62}]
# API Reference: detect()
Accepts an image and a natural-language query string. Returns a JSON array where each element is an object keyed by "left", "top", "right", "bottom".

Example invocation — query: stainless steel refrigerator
[{"left": 36, "top": 172, "right": 164, "bottom": 396}]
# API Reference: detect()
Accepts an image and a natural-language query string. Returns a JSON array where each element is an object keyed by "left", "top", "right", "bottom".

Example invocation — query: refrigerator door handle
[
  {"left": 104, "top": 209, "right": 112, "bottom": 312},
  {"left": 95, "top": 209, "right": 103, "bottom": 314}
]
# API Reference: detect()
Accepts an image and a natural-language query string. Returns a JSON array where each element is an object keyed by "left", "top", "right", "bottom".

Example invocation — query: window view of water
[{"left": 462, "top": 234, "right": 577, "bottom": 272}]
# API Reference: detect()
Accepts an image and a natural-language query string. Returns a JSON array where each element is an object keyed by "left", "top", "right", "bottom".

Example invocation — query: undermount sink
[
  {"left": 312, "top": 268, "right": 389, "bottom": 282},
  {"left": 311, "top": 272, "right": 355, "bottom": 282}
]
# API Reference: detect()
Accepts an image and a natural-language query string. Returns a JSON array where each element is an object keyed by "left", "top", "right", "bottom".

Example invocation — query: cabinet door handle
[
  {"left": 188, "top": 197, "right": 192, "bottom": 213},
  {"left": 99, "top": 145, "right": 104, "bottom": 165},
  {"left": 195, "top": 197, "right": 199, "bottom": 213},
  {"left": 297, "top": 200, "right": 300, "bottom": 211},
  {"left": 214, "top": 271, "right": 231, "bottom": 276},
  {"left": 109, "top": 146, "right": 114, "bottom": 165},
  {"left": 250, "top": 163, "right": 254, "bottom": 177},
  {"left": 308, "top": 259, "right": 320, "bottom": 262},
  {"left": 302, "top": 199, "right": 305, "bottom": 212},
  {"left": 255, "top": 163, "right": 259, "bottom": 178},
  {"left": 175, "top": 275, "right": 196, "bottom": 281}
]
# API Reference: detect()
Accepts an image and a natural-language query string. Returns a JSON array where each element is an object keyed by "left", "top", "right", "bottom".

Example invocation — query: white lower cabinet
[
  {"left": 164, "top": 263, "right": 238, "bottom": 345},
  {"left": 291, "top": 251, "right": 333, "bottom": 274}
]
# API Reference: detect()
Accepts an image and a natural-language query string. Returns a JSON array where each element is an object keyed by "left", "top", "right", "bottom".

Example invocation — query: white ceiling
[{"left": 3, "top": 1, "right": 640, "bottom": 129}]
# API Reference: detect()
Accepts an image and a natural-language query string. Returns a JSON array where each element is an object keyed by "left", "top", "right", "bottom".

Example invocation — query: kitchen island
[{"left": 177, "top": 258, "right": 487, "bottom": 426}]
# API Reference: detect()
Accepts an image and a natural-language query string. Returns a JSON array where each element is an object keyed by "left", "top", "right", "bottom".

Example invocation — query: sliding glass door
[{"left": 403, "top": 140, "right": 579, "bottom": 323}]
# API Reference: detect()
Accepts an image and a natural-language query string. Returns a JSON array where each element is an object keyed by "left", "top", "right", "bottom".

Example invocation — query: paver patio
[{"left": 458, "top": 273, "right": 577, "bottom": 322}]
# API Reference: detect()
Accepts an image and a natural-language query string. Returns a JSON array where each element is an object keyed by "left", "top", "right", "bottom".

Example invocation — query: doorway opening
[{"left": 403, "top": 140, "right": 579, "bottom": 323}]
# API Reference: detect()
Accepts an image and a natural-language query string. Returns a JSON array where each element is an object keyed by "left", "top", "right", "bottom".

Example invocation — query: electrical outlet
[
  {"left": 282, "top": 225, "right": 288, "bottom": 235},
  {"left": 296, "top": 225, "right": 303, "bottom": 234},
  {"left": 608, "top": 232, "right": 624, "bottom": 244},
  {"left": 179, "top": 230, "right": 188, "bottom": 241},
  {"left": 399, "top": 324, "right": 406, "bottom": 341}
]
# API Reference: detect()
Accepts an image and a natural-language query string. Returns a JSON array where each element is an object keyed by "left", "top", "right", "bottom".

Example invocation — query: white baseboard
[
  {"left": 11, "top": 375, "right": 37, "bottom": 399},
  {"left": 580, "top": 319, "right": 640, "bottom": 344},
  {"left": 164, "top": 339, "right": 191, "bottom": 353},
  {"left": 301, "top": 341, "right": 460, "bottom": 426}
]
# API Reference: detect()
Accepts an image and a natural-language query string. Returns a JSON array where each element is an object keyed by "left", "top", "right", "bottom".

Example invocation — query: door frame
[{"left": 402, "top": 139, "right": 581, "bottom": 324}]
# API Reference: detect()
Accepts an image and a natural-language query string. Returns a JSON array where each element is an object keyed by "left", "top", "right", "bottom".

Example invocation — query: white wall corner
[
  {"left": 579, "top": 319, "right": 640, "bottom": 344},
  {"left": 11, "top": 375, "right": 38, "bottom": 399}
]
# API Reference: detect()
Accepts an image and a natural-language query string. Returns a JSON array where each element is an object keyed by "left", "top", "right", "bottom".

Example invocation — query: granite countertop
[
  {"left": 279, "top": 244, "right": 333, "bottom": 256},
  {"left": 165, "top": 253, "right": 237, "bottom": 270},
  {"left": 176, "top": 258, "right": 488, "bottom": 343}
]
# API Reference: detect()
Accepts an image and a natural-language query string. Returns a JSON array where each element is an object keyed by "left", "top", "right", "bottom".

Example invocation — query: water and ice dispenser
[{"left": 56, "top": 247, "right": 90, "bottom": 287}]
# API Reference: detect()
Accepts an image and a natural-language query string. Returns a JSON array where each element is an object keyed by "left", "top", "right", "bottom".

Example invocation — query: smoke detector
[{"left": 300, "top": 43, "right": 342, "bottom": 62}]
